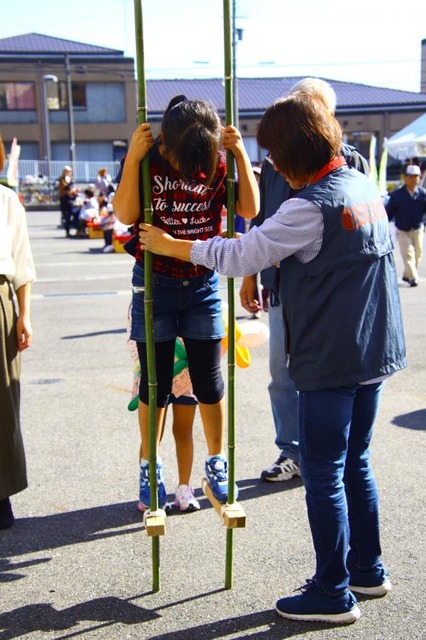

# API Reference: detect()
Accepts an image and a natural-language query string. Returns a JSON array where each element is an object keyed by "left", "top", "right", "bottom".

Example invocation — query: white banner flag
[{"left": 7, "top": 137, "right": 21, "bottom": 188}]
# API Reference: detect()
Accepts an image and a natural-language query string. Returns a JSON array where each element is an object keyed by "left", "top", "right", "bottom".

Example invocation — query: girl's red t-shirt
[{"left": 133, "top": 143, "right": 227, "bottom": 278}]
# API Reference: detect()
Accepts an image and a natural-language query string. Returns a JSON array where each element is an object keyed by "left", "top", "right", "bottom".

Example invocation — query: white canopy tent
[{"left": 385, "top": 113, "right": 426, "bottom": 160}]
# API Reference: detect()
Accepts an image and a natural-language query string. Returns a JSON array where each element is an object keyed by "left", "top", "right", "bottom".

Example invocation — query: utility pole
[
  {"left": 41, "top": 74, "right": 58, "bottom": 176},
  {"left": 232, "top": 0, "right": 243, "bottom": 130}
]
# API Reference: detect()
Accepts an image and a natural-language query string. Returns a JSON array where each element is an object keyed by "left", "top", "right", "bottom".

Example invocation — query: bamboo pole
[
  {"left": 133, "top": 0, "right": 161, "bottom": 593},
  {"left": 223, "top": 0, "right": 236, "bottom": 590}
]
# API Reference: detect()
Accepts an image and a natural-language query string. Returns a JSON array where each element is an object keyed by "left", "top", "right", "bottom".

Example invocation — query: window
[
  {"left": 72, "top": 82, "right": 87, "bottom": 108},
  {"left": 0, "top": 82, "right": 35, "bottom": 110},
  {"left": 49, "top": 81, "right": 87, "bottom": 110}
]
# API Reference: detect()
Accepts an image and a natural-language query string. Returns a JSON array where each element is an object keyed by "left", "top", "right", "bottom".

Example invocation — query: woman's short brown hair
[{"left": 257, "top": 93, "right": 343, "bottom": 184}]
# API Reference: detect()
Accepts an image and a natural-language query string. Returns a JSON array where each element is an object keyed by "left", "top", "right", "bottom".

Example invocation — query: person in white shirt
[
  {"left": 0, "top": 134, "right": 36, "bottom": 529},
  {"left": 77, "top": 186, "right": 99, "bottom": 237}
]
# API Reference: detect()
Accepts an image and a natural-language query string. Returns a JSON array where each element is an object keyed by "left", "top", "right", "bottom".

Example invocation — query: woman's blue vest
[{"left": 281, "top": 165, "right": 406, "bottom": 391}]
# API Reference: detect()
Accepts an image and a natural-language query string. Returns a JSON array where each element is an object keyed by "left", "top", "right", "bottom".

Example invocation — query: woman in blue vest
[{"left": 138, "top": 93, "right": 406, "bottom": 625}]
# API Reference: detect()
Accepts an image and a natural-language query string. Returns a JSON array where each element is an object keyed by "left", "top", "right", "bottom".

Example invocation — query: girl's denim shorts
[{"left": 130, "top": 262, "right": 226, "bottom": 343}]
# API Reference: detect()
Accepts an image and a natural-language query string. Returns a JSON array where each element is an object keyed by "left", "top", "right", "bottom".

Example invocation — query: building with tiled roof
[
  {"left": 1, "top": 33, "right": 426, "bottom": 179},
  {"left": 0, "top": 33, "right": 136, "bottom": 175},
  {"left": 145, "top": 77, "right": 426, "bottom": 170}
]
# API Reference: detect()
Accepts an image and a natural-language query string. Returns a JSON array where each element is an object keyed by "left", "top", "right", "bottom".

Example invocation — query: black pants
[{"left": 136, "top": 337, "right": 224, "bottom": 406}]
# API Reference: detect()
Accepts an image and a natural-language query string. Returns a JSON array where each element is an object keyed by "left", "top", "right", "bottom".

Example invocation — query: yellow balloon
[
  {"left": 236, "top": 346, "right": 251, "bottom": 368},
  {"left": 222, "top": 318, "right": 254, "bottom": 368}
]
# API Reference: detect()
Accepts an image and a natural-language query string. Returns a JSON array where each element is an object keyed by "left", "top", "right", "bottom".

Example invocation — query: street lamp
[
  {"left": 65, "top": 54, "right": 76, "bottom": 173},
  {"left": 42, "top": 74, "right": 58, "bottom": 175}
]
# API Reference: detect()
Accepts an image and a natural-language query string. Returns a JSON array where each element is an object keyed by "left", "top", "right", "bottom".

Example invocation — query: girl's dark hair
[
  {"left": 164, "top": 94, "right": 188, "bottom": 115},
  {"left": 161, "top": 97, "right": 222, "bottom": 186},
  {"left": 257, "top": 94, "right": 343, "bottom": 183}
]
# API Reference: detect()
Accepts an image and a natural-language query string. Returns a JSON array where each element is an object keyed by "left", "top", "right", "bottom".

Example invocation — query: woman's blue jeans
[{"left": 298, "top": 382, "right": 384, "bottom": 595}]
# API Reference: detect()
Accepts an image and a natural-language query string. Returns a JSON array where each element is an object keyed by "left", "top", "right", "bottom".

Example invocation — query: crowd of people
[
  {"left": 57, "top": 166, "right": 128, "bottom": 252},
  {"left": 3, "top": 74, "right": 424, "bottom": 628}
]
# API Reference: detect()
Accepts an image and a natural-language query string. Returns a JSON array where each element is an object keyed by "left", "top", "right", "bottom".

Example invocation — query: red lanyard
[{"left": 310, "top": 156, "right": 346, "bottom": 184}]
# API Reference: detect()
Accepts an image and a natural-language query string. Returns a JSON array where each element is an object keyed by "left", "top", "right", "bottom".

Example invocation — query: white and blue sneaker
[
  {"left": 204, "top": 455, "right": 238, "bottom": 503},
  {"left": 138, "top": 460, "right": 167, "bottom": 512}
]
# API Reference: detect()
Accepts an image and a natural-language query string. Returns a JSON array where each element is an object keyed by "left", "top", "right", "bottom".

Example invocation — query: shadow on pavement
[
  {"left": 0, "top": 478, "right": 301, "bottom": 568},
  {"left": 61, "top": 328, "right": 126, "bottom": 339},
  {"left": 142, "top": 607, "right": 338, "bottom": 640},
  {"left": 0, "top": 501, "right": 143, "bottom": 566},
  {"left": 392, "top": 408, "right": 426, "bottom": 430},
  {"left": 0, "top": 596, "right": 159, "bottom": 639},
  {"left": 0, "top": 593, "right": 337, "bottom": 640},
  {"left": 235, "top": 476, "right": 303, "bottom": 500}
]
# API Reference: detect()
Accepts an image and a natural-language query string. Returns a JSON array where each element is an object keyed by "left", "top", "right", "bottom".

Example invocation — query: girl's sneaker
[
  {"left": 204, "top": 455, "right": 239, "bottom": 503},
  {"left": 174, "top": 485, "right": 200, "bottom": 512},
  {"left": 138, "top": 461, "right": 167, "bottom": 512}
]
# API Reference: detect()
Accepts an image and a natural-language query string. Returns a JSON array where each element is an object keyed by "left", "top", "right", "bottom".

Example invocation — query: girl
[{"left": 113, "top": 96, "right": 259, "bottom": 511}]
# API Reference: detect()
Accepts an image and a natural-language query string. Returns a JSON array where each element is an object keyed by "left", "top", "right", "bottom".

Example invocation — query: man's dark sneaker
[
  {"left": 348, "top": 562, "right": 392, "bottom": 597},
  {"left": 261, "top": 455, "right": 301, "bottom": 482},
  {"left": 275, "top": 580, "right": 361, "bottom": 624}
]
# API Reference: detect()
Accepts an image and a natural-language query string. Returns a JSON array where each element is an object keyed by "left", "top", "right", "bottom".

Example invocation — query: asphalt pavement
[{"left": 1, "top": 211, "right": 425, "bottom": 640}]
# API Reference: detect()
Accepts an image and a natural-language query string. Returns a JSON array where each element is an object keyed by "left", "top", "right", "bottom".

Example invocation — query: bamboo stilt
[
  {"left": 223, "top": 0, "right": 246, "bottom": 589},
  {"left": 202, "top": 479, "right": 246, "bottom": 529},
  {"left": 143, "top": 509, "right": 167, "bottom": 537},
  {"left": 133, "top": 0, "right": 163, "bottom": 593}
]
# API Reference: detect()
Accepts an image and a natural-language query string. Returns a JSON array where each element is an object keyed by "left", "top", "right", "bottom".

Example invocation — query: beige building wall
[{"left": 0, "top": 58, "right": 137, "bottom": 155}]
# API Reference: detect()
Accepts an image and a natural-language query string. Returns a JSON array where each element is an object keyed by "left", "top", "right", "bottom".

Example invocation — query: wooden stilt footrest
[
  {"left": 143, "top": 508, "right": 167, "bottom": 536},
  {"left": 202, "top": 478, "right": 246, "bottom": 529}
]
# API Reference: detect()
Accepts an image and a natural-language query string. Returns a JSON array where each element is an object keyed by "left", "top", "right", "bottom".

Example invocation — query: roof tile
[{"left": 0, "top": 32, "right": 122, "bottom": 55}]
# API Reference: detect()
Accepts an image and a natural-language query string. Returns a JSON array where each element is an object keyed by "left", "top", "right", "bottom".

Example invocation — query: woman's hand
[
  {"left": 139, "top": 223, "right": 194, "bottom": 262},
  {"left": 16, "top": 314, "right": 32, "bottom": 351},
  {"left": 139, "top": 223, "right": 174, "bottom": 255},
  {"left": 219, "top": 230, "right": 242, "bottom": 238}
]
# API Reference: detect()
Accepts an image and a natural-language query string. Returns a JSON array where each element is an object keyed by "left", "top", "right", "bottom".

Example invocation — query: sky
[{"left": 1, "top": 0, "right": 426, "bottom": 93}]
